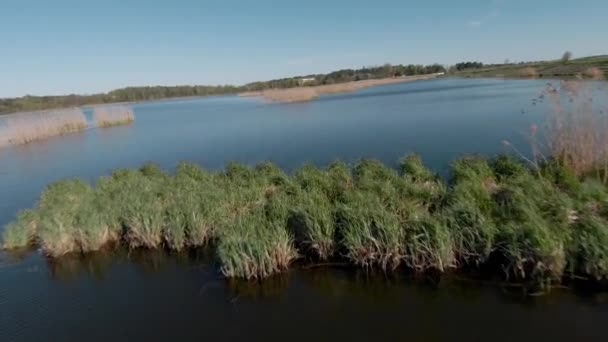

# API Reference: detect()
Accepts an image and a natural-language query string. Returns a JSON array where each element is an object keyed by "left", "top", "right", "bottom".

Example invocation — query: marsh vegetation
[
  {"left": 3, "top": 151, "right": 608, "bottom": 286},
  {"left": 93, "top": 106, "right": 135, "bottom": 127},
  {"left": 0, "top": 105, "right": 135, "bottom": 147},
  {"left": 0, "top": 108, "right": 87, "bottom": 147}
]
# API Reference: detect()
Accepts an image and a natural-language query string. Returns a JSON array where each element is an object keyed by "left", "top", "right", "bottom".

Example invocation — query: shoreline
[{"left": 239, "top": 74, "right": 443, "bottom": 103}]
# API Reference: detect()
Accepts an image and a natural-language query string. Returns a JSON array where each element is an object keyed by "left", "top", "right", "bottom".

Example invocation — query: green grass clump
[
  {"left": 122, "top": 170, "right": 167, "bottom": 249},
  {"left": 491, "top": 155, "right": 528, "bottom": 180},
  {"left": 2, "top": 209, "right": 38, "bottom": 249},
  {"left": 572, "top": 179, "right": 608, "bottom": 218},
  {"left": 400, "top": 154, "right": 445, "bottom": 207},
  {"left": 446, "top": 157, "right": 497, "bottom": 265},
  {"left": 400, "top": 154, "right": 435, "bottom": 182},
  {"left": 74, "top": 195, "right": 120, "bottom": 253},
  {"left": 289, "top": 188, "right": 335, "bottom": 260},
  {"left": 215, "top": 161, "right": 299, "bottom": 279},
  {"left": 540, "top": 159, "right": 583, "bottom": 193},
  {"left": 35, "top": 179, "right": 97, "bottom": 256},
  {"left": 337, "top": 191, "right": 403, "bottom": 270},
  {"left": 569, "top": 215, "right": 608, "bottom": 280},
  {"left": 493, "top": 174, "right": 571, "bottom": 281},
  {"left": 96, "top": 166, "right": 169, "bottom": 250},
  {"left": 353, "top": 159, "right": 401, "bottom": 203},
  {"left": 293, "top": 161, "right": 352, "bottom": 203},
  {"left": 402, "top": 211, "right": 455, "bottom": 272},
  {"left": 173, "top": 163, "right": 224, "bottom": 247},
  {"left": 217, "top": 211, "right": 297, "bottom": 279}
]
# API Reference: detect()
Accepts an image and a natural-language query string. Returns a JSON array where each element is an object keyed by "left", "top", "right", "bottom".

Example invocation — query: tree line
[
  {"left": 1, "top": 63, "right": 446, "bottom": 114},
  {"left": 242, "top": 63, "right": 446, "bottom": 91},
  {"left": 0, "top": 86, "right": 241, "bottom": 114}
]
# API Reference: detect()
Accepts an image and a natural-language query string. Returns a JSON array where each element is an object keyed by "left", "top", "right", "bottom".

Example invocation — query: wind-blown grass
[
  {"left": 3, "top": 155, "right": 608, "bottom": 286},
  {"left": 0, "top": 108, "right": 86, "bottom": 147}
]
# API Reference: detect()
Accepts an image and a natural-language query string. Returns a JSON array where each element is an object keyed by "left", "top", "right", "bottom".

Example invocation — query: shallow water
[{"left": 2, "top": 78, "right": 608, "bottom": 341}]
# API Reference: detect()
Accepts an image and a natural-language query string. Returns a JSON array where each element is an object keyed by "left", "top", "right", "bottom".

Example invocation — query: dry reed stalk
[
  {"left": 93, "top": 106, "right": 135, "bottom": 127},
  {"left": 585, "top": 67, "right": 604, "bottom": 80},
  {"left": 541, "top": 81, "right": 608, "bottom": 182},
  {"left": 238, "top": 91, "right": 263, "bottom": 97},
  {"left": 519, "top": 67, "right": 538, "bottom": 78},
  {"left": 0, "top": 108, "right": 87, "bottom": 146},
  {"left": 262, "top": 87, "right": 319, "bottom": 103}
]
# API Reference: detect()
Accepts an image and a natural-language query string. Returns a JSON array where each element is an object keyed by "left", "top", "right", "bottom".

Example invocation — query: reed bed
[
  {"left": 93, "top": 106, "right": 135, "bottom": 127},
  {"left": 0, "top": 108, "right": 87, "bottom": 147},
  {"left": 3, "top": 154, "right": 608, "bottom": 285},
  {"left": 262, "top": 87, "right": 318, "bottom": 103},
  {"left": 519, "top": 67, "right": 539, "bottom": 78},
  {"left": 534, "top": 80, "right": 608, "bottom": 184},
  {"left": 585, "top": 67, "right": 604, "bottom": 80}
]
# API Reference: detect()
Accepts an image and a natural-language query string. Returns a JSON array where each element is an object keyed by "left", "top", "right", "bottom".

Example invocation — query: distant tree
[
  {"left": 562, "top": 51, "right": 573, "bottom": 63},
  {"left": 454, "top": 61, "right": 484, "bottom": 71}
]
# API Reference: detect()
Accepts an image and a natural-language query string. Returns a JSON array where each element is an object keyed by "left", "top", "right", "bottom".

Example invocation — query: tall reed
[
  {"left": 519, "top": 67, "right": 538, "bottom": 78},
  {"left": 0, "top": 108, "right": 87, "bottom": 146},
  {"left": 92, "top": 106, "right": 135, "bottom": 127},
  {"left": 540, "top": 80, "right": 608, "bottom": 183}
]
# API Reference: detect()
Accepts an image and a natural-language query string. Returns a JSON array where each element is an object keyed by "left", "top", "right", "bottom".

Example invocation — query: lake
[{"left": 2, "top": 78, "right": 608, "bottom": 341}]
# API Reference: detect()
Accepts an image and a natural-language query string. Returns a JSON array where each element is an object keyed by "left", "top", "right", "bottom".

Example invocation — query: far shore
[{"left": 239, "top": 74, "right": 443, "bottom": 103}]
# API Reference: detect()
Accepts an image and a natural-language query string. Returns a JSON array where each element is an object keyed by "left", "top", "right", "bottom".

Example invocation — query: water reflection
[
  {"left": 47, "top": 250, "right": 116, "bottom": 281},
  {"left": 45, "top": 247, "right": 216, "bottom": 281},
  {"left": 225, "top": 274, "right": 291, "bottom": 300},
  {"left": 38, "top": 247, "right": 608, "bottom": 307}
]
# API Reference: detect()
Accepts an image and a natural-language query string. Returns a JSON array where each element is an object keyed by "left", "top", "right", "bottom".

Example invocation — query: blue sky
[{"left": 1, "top": 0, "right": 607, "bottom": 97}]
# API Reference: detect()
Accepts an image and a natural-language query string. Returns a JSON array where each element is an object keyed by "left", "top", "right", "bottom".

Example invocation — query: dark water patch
[{"left": 3, "top": 250, "right": 608, "bottom": 341}]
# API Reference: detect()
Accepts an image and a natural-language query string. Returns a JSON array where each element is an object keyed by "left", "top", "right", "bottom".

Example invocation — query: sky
[{"left": 0, "top": 0, "right": 607, "bottom": 97}]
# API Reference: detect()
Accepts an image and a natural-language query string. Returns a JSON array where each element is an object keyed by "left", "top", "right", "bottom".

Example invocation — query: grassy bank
[
  {"left": 3, "top": 155, "right": 608, "bottom": 286},
  {"left": 241, "top": 74, "right": 442, "bottom": 103},
  {"left": 451, "top": 55, "right": 608, "bottom": 79}
]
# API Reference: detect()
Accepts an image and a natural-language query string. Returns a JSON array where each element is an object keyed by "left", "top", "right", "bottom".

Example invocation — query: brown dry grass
[
  {"left": 93, "top": 106, "right": 135, "bottom": 127},
  {"left": 0, "top": 108, "right": 87, "bottom": 147},
  {"left": 585, "top": 67, "right": 604, "bottom": 80},
  {"left": 519, "top": 67, "right": 538, "bottom": 78},
  {"left": 261, "top": 87, "right": 319, "bottom": 103},
  {"left": 540, "top": 81, "right": 608, "bottom": 182},
  {"left": 243, "top": 74, "right": 442, "bottom": 103}
]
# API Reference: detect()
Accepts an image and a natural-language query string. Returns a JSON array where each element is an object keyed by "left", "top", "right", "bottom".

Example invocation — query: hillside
[{"left": 452, "top": 55, "right": 608, "bottom": 79}]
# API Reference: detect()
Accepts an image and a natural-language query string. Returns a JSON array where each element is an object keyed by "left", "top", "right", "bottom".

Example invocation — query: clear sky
[{"left": 1, "top": 0, "right": 607, "bottom": 97}]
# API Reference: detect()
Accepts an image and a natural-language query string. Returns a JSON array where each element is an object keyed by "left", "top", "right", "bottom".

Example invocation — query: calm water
[{"left": 2, "top": 78, "right": 608, "bottom": 341}]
